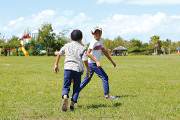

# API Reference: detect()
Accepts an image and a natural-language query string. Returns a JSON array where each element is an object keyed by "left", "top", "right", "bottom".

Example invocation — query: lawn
[{"left": 0, "top": 55, "right": 180, "bottom": 119}]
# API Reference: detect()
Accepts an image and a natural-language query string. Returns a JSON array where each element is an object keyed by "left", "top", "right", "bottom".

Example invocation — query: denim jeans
[
  {"left": 62, "top": 70, "right": 82, "bottom": 103},
  {"left": 80, "top": 63, "right": 109, "bottom": 95}
]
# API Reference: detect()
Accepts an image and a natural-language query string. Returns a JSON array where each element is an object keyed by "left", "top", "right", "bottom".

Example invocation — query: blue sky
[{"left": 0, "top": 0, "right": 180, "bottom": 43}]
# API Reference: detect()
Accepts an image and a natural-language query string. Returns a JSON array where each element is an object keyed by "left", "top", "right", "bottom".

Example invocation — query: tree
[
  {"left": 128, "top": 39, "right": 142, "bottom": 53},
  {"left": 161, "top": 41, "right": 167, "bottom": 55},
  {"left": 9, "top": 36, "right": 20, "bottom": 56},
  {"left": 0, "top": 39, "right": 4, "bottom": 47},
  {"left": 150, "top": 35, "right": 160, "bottom": 55},
  {"left": 102, "top": 38, "right": 114, "bottom": 51},
  {"left": 113, "top": 36, "right": 124, "bottom": 48},
  {"left": 166, "top": 39, "right": 171, "bottom": 54},
  {"left": 123, "top": 40, "right": 132, "bottom": 50},
  {"left": 29, "top": 38, "right": 40, "bottom": 56},
  {"left": 38, "top": 23, "right": 56, "bottom": 56},
  {"left": 2, "top": 43, "right": 11, "bottom": 56},
  {"left": 178, "top": 41, "right": 180, "bottom": 47},
  {"left": 130, "top": 39, "right": 142, "bottom": 48},
  {"left": 53, "top": 30, "right": 69, "bottom": 52}
]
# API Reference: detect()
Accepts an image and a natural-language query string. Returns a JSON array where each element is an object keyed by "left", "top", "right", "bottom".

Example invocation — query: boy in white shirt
[{"left": 80, "top": 26, "right": 118, "bottom": 99}]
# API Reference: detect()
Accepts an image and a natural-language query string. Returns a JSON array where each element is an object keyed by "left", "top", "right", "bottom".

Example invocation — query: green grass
[{"left": 0, "top": 55, "right": 180, "bottom": 119}]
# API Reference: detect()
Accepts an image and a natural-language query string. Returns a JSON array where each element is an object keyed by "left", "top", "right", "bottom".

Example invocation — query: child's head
[
  {"left": 71, "top": 29, "right": 83, "bottom": 41},
  {"left": 91, "top": 26, "right": 102, "bottom": 40}
]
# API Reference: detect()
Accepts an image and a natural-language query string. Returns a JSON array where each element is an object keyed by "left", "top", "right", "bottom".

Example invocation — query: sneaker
[
  {"left": 70, "top": 106, "right": 74, "bottom": 111},
  {"left": 62, "top": 98, "right": 68, "bottom": 111},
  {"left": 105, "top": 95, "right": 118, "bottom": 99}
]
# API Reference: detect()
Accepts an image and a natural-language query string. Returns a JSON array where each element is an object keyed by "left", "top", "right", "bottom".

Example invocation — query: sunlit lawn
[{"left": 0, "top": 55, "right": 180, "bottom": 119}]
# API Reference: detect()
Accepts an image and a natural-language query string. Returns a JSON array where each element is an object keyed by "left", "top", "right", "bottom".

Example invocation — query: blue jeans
[
  {"left": 80, "top": 63, "right": 109, "bottom": 95},
  {"left": 62, "top": 70, "right": 82, "bottom": 103}
]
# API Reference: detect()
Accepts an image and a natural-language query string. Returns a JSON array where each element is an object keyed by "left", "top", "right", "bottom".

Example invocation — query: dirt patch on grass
[{"left": 1, "top": 64, "right": 11, "bottom": 66}]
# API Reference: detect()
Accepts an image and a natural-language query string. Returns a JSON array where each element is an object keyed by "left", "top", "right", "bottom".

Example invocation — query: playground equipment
[
  {"left": 177, "top": 47, "right": 180, "bottom": 53},
  {"left": 20, "top": 28, "right": 32, "bottom": 56},
  {"left": 21, "top": 46, "right": 29, "bottom": 56}
]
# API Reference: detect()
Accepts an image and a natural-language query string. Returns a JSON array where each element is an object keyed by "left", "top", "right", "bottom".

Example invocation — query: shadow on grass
[
  {"left": 77, "top": 95, "right": 137, "bottom": 109},
  {"left": 115, "top": 94, "right": 138, "bottom": 98},
  {"left": 80, "top": 94, "right": 137, "bottom": 99},
  {"left": 78, "top": 102, "right": 122, "bottom": 109}
]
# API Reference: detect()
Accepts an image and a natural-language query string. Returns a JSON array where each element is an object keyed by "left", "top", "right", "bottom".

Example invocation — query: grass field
[{"left": 0, "top": 55, "right": 180, "bottom": 119}]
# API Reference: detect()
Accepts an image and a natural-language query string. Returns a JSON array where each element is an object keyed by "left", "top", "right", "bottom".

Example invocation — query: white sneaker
[
  {"left": 62, "top": 98, "right": 68, "bottom": 111},
  {"left": 106, "top": 96, "right": 118, "bottom": 99}
]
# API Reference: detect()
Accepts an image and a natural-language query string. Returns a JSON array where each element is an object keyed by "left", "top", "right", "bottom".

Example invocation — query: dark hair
[{"left": 71, "top": 29, "right": 83, "bottom": 41}]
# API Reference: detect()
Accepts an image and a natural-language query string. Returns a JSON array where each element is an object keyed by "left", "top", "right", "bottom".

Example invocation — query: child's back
[{"left": 60, "top": 41, "right": 87, "bottom": 72}]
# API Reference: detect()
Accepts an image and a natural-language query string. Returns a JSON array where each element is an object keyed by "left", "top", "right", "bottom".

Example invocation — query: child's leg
[
  {"left": 62, "top": 70, "right": 72, "bottom": 111},
  {"left": 62, "top": 70, "right": 72, "bottom": 99},
  {"left": 71, "top": 71, "right": 82, "bottom": 103},
  {"left": 94, "top": 68, "right": 118, "bottom": 99},
  {"left": 94, "top": 67, "right": 109, "bottom": 96},
  {"left": 80, "top": 63, "right": 94, "bottom": 91}
]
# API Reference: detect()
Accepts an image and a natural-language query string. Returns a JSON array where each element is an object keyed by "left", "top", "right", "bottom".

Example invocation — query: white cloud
[
  {"left": 68, "top": 13, "right": 90, "bottom": 26},
  {"left": 129, "top": 0, "right": 180, "bottom": 5},
  {"left": 9, "top": 17, "right": 24, "bottom": 26},
  {"left": 97, "top": 0, "right": 123, "bottom": 4},
  {"left": 99, "top": 12, "right": 179, "bottom": 42},
  {"left": 103, "top": 12, "right": 166, "bottom": 34},
  {"left": 30, "top": 10, "right": 55, "bottom": 24}
]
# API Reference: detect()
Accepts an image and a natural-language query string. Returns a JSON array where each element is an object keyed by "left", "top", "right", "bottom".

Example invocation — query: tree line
[
  {"left": 0, "top": 23, "right": 180, "bottom": 56},
  {"left": 102, "top": 36, "right": 180, "bottom": 55}
]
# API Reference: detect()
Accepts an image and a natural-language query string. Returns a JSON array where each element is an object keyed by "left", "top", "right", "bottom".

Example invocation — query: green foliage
[
  {"left": 113, "top": 36, "right": 124, "bottom": 47},
  {"left": 54, "top": 30, "right": 68, "bottom": 51},
  {"left": 29, "top": 38, "right": 40, "bottom": 56},
  {"left": 0, "top": 40, "right": 4, "bottom": 47},
  {"left": 38, "top": 23, "right": 56, "bottom": 56},
  {"left": 150, "top": 35, "right": 162, "bottom": 55},
  {"left": 102, "top": 38, "right": 114, "bottom": 51},
  {"left": 178, "top": 41, "right": 180, "bottom": 47},
  {"left": 130, "top": 38, "right": 142, "bottom": 48}
]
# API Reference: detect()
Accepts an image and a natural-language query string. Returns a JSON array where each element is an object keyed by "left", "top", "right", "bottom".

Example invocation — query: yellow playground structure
[{"left": 21, "top": 46, "right": 29, "bottom": 56}]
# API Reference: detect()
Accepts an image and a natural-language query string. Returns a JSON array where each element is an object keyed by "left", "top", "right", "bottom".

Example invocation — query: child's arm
[
  {"left": 101, "top": 48, "right": 116, "bottom": 67},
  {"left": 84, "top": 60, "right": 91, "bottom": 78},
  {"left": 54, "top": 54, "right": 60, "bottom": 74},
  {"left": 87, "top": 49, "right": 101, "bottom": 68}
]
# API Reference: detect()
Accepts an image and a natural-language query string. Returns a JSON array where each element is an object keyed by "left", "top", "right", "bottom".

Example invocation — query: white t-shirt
[{"left": 88, "top": 38, "right": 104, "bottom": 63}]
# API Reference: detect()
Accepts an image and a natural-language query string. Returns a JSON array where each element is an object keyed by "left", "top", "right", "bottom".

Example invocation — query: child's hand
[
  {"left": 111, "top": 61, "right": 116, "bottom": 67},
  {"left": 96, "top": 61, "right": 101, "bottom": 68},
  {"left": 54, "top": 66, "right": 59, "bottom": 74},
  {"left": 87, "top": 71, "right": 91, "bottom": 78}
]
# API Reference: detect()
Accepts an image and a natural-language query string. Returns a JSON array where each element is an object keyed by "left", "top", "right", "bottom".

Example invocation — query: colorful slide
[{"left": 21, "top": 46, "right": 29, "bottom": 56}]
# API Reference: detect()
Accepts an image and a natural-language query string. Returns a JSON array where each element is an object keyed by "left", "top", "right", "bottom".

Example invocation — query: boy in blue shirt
[
  {"left": 80, "top": 26, "right": 117, "bottom": 99},
  {"left": 54, "top": 29, "right": 90, "bottom": 111}
]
